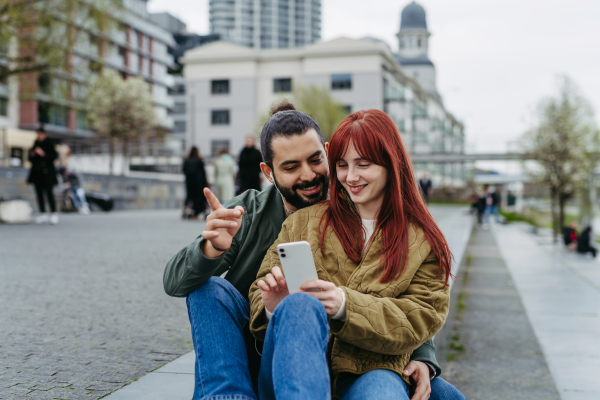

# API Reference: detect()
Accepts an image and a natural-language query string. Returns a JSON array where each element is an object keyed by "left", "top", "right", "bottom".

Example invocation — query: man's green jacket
[{"left": 163, "top": 184, "right": 442, "bottom": 376}]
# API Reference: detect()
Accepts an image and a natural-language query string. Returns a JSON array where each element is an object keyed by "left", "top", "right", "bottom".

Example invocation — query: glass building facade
[{"left": 210, "top": 0, "right": 321, "bottom": 49}]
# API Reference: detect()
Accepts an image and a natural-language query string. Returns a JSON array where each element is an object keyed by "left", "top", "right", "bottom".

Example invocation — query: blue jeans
[
  {"left": 336, "top": 372, "right": 465, "bottom": 400},
  {"left": 187, "top": 278, "right": 466, "bottom": 400},
  {"left": 258, "top": 293, "right": 331, "bottom": 400},
  {"left": 337, "top": 370, "right": 410, "bottom": 400},
  {"left": 485, "top": 204, "right": 500, "bottom": 224},
  {"left": 187, "top": 277, "right": 258, "bottom": 400},
  {"left": 430, "top": 377, "right": 467, "bottom": 400}
]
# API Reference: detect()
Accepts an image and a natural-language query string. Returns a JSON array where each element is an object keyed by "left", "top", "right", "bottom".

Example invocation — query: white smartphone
[{"left": 276, "top": 241, "right": 319, "bottom": 293}]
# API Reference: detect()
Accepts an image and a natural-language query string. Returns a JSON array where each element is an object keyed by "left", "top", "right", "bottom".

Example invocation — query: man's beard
[{"left": 273, "top": 174, "right": 329, "bottom": 210}]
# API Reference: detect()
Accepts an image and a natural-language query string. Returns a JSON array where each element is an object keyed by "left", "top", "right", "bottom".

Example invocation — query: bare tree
[
  {"left": 86, "top": 70, "right": 156, "bottom": 175},
  {"left": 521, "top": 76, "right": 600, "bottom": 241}
]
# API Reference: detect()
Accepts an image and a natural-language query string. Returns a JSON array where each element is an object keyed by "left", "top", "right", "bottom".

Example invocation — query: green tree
[
  {"left": 255, "top": 84, "right": 350, "bottom": 141},
  {"left": 0, "top": 0, "right": 122, "bottom": 82},
  {"left": 520, "top": 76, "right": 600, "bottom": 241},
  {"left": 86, "top": 71, "right": 156, "bottom": 175}
]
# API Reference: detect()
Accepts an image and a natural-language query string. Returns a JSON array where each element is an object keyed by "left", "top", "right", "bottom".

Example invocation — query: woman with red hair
[{"left": 249, "top": 110, "right": 457, "bottom": 400}]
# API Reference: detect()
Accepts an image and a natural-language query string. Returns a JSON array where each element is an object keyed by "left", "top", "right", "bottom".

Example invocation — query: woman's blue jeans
[{"left": 186, "top": 278, "right": 466, "bottom": 400}]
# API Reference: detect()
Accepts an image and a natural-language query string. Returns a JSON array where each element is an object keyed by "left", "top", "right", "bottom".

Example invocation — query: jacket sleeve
[
  {"left": 330, "top": 251, "right": 449, "bottom": 356},
  {"left": 410, "top": 339, "right": 441, "bottom": 378},
  {"left": 163, "top": 200, "right": 245, "bottom": 298},
  {"left": 248, "top": 224, "right": 291, "bottom": 340}
]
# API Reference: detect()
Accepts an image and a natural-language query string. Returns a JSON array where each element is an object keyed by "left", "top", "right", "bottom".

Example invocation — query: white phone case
[{"left": 276, "top": 241, "right": 319, "bottom": 293}]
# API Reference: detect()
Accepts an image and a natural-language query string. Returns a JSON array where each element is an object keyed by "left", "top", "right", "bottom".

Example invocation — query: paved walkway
[
  {"left": 493, "top": 224, "right": 600, "bottom": 400},
  {"left": 441, "top": 227, "right": 560, "bottom": 399},
  {"left": 103, "top": 205, "right": 475, "bottom": 400},
  {"left": 0, "top": 210, "right": 198, "bottom": 399}
]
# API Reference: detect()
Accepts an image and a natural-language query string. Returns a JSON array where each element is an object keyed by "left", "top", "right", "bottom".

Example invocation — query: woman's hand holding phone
[
  {"left": 300, "top": 280, "right": 344, "bottom": 317},
  {"left": 257, "top": 266, "right": 290, "bottom": 313}
]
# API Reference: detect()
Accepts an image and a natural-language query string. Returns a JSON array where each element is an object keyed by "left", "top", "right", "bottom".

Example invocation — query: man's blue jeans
[
  {"left": 186, "top": 277, "right": 466, "bottom": 400},
  {"left": 187, "top": 277, "right": 258, "bottom": 400},
  {"left": 485, "top": 205, "right": 500, "bottom": 224}
]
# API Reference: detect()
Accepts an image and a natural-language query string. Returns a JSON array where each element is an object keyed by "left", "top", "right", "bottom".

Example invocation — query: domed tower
[{"left": 396, "top": 2, "right": 438, "bottom": 98}]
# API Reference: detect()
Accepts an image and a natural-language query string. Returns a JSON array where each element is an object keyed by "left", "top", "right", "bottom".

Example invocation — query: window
[
  {"left": 174, "top": 120, "right": 186, "bottom": 132},
  {"left": 211, "top": 110, "right": 230, "bottom": 125},
  {"left": 399, "top": 38, "right": 404, "bottom": 49},
  {"left": 77, "top": 110, "right": 88, "bottom": 130},
  {"left": 417, "top": 37, "right": 422, "bottom": 47},
  {"left": 331, "top": 74, "right": 352, "bottom": 90},
  {"left": 0, "top": 97, "right": 8, "bottom": 116},
  {"left": 172, "top": 102, "right": 186, "bottom": 114},
  {"left": 48, "top": 105, "right": 68, "bottom": 127},
  {"left": 273, "top": 78, "right": 292, "bottom": 93},
  {"left": 211, "top": 139, "right": 230, "bottom": 156},
  {"left": 211, "top": 80, "right": 229, "bottom": 94},
  {"left": 38, "top": 73, "right": 51, "bottom": 94},
  {"left": 341, "top": 105, "right": 352, "bottom": 114}
]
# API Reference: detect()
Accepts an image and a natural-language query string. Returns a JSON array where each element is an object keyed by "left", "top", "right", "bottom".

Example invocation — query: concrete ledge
[{"left": 104, "top": 352, "right": 194, "bottom": 399}]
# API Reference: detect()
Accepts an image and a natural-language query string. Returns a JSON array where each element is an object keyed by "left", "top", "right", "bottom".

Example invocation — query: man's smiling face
[{"left": 264, "top": 129, "right": 329, "bottom": 211}]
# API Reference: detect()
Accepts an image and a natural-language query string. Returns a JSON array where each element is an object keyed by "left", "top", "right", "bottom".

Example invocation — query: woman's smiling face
[{"left": 335, "top": 142, "right": 388, "bottom": 220}]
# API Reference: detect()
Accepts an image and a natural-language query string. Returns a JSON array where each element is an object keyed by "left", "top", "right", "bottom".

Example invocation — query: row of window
[
  {"left": 210, "top": 74, "right": 352, "bottom": 95},
  {"left": 36, "top": 102, "right": 89, "bottom": 130},
  {"left": 399, "top": 36, "right": 426, "bottom": 49},
  {"left": 209, "top": 104, "right": 351, "bottom": 127}
]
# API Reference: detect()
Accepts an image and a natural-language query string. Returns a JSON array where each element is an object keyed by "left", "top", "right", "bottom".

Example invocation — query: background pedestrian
[
  {"left": 419, "top": 171, "right": 433, "bottom": 203},
  {"left": 27, "top": 126, "right": 59, "bottom": 225},
  {"left": 485, "top": 186, "right": 501, "bottom": 224},
  {"left": 475, "top": 188, "right": 487, "bottom": 228},
  {"left": 182, "top": 146, "right": 207, "bottom": 220},
  {"left": 213, "top": 147, "right": 236, "bottom": 204},
  {"left": 237, "top": 134, "right": 263, "bottom": 193},
  {"left": 577, "top": 226, "right": 597, "bottom": 258}
]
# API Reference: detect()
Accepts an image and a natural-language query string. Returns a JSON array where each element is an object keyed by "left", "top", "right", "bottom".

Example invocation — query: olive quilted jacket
[{"left": 249, "top": 202, "right": 450, "bottom": 391}]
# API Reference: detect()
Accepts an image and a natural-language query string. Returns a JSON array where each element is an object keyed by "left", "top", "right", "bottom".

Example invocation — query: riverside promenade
[{"left": 4, "top": 207, "right": 594, "bottom": 399}]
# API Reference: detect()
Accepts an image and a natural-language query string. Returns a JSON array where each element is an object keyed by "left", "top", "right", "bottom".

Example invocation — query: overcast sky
[{"left": 147, "top": 0, "right": 600, "bottom": 154}]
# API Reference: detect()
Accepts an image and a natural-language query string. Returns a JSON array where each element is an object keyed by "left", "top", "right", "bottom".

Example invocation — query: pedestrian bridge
[{"left": 411, "top": 153, "right": 528, "bottom": 163}]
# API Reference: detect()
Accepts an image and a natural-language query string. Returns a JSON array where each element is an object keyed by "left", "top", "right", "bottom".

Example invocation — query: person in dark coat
[
  {"left": 577, "top": 226, "right": 597, "bottom": 258},
  {"left": 182, "top": 146, "right": 207, "bottom": 219},
  {"left": 27, "top": 127, "right": 59, "bottom": 224},
  {"left": 419, "top": 171, "right": 432, "bottom": 204},
  {"left": 237, "top": 134, "right": 263, "bottom": 194}
]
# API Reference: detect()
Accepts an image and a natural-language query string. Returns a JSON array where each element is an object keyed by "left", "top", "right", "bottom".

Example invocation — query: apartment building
[
  {"left": 181, "top": 37, "right": 466, "bottom": 186},
  {"left": 210, "top": 0, "right": 321, "bottom": 49},
  {"left": 149, "top": 12, "right": 220, "bottom": 153},
  {"left": 16, "top": 0, "right": 176, "bottom": 145}
]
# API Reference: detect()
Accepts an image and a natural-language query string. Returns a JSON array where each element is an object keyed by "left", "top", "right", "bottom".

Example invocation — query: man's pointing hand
[{"left": 201, "top": 187, "right": 244, "bottom": 258}]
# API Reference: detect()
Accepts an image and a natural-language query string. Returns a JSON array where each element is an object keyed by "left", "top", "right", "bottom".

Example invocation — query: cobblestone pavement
[
  {"left": 438, "top": 228, "right": 561, "bottom": 399},
  {"left": 0, "top": 211, "right": 204, "bottom": 399}
]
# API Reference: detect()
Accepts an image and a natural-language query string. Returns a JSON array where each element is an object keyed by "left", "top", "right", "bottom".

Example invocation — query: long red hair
[{"left": 321, "top": 109, "right": 453, "bottom": 284}]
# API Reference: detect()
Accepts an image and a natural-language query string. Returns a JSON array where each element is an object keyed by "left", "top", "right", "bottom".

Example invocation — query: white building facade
[
  {"left": 182, "top": 36, "right": 465, "bottom": 186},
  {"left": 210, "top": 0, "right": 321, "bottom": 49}
]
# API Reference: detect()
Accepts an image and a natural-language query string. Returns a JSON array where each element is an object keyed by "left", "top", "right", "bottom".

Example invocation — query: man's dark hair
[
  {"left": 260, "top": 100, "right": 324, "bottom": 168},
  {"left": 36, "top": 125, "right": 46, "bottom": 134}
]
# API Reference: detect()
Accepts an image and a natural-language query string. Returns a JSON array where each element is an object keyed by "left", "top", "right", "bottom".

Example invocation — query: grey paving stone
[
  {"left": 0, "top": 210, "right": 201, "bottom": 399},
  {"left": 438, "top": 228, "right": 561, "bottom": 400}
]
